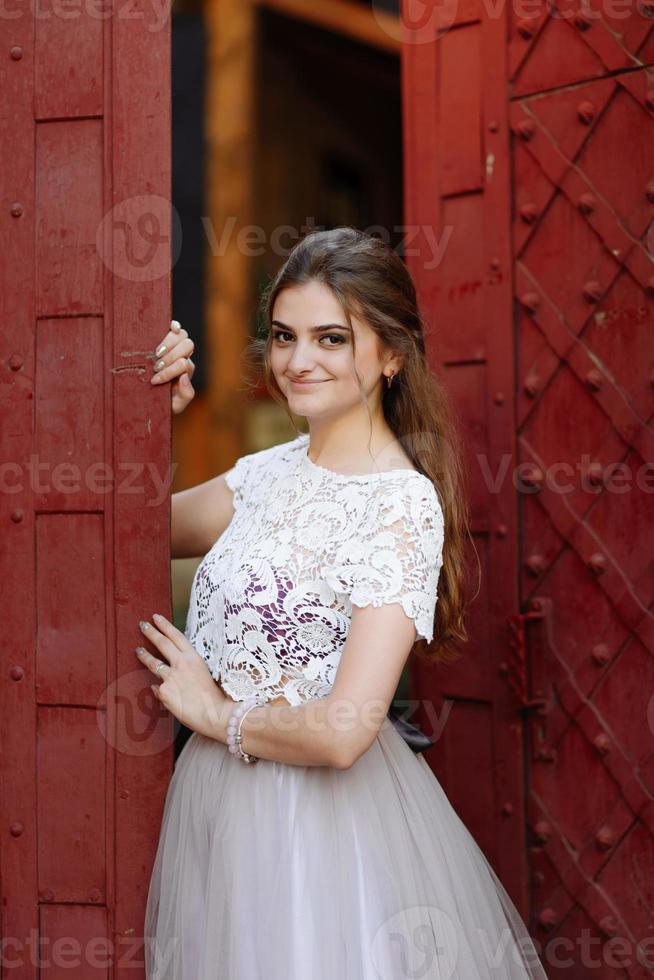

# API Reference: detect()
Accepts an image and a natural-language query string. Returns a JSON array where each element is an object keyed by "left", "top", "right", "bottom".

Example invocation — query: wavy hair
[{"left": 245, "top": 226, "right": 476, "bottom": 665}]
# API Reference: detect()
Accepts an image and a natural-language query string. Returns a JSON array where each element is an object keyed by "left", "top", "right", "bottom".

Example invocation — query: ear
[{"left": 385, "top": 352, "right": 404, "bottom": 375}]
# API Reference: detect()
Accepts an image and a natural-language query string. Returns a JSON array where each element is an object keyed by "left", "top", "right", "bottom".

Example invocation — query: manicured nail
[
  {"left": 154, "top": 359, "right": 165, "bottom": 371},
  {"left": 153, "top": 613, "right": 164, "bottom": 622},
  {"left": 139, "top": 621, "right": 149, "bottom": 631},
  {"left": 155, "top": 343, "right": 167, "bottom": 357},
  {"left": 171, "top": 320, "right": 181, "bottom": 333},
  {"left": 150, "top": 374, "right": 162, "bottom": 384}
]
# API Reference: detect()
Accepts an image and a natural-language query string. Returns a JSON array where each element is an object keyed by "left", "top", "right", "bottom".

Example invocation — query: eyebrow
[{"left": 271, "top": 320, "right": 352, "bottom": 333}]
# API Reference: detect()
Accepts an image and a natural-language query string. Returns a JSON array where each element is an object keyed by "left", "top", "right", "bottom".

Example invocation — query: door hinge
[{"left": 503, "top": 601, "right": 550, "bottom": 713}]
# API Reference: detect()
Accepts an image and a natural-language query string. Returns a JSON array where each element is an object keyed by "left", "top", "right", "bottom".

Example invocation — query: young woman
[{"left": 138, "top": 227, "right": 549, "bottom": 979}]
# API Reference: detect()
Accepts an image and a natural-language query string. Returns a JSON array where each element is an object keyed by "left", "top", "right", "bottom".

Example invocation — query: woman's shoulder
[{"left": 231, "top": 433, "right": 307, "bottom": 479}]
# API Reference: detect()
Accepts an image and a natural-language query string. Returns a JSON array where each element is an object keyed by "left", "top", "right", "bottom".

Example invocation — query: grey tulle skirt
[{"left": 143, "top": 717, "right": 549, "bottom": 979}]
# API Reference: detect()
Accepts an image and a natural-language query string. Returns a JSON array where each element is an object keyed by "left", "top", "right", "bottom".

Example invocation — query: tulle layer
[{"left": 144, "top": 718, "right": 548, "bottom": 980}]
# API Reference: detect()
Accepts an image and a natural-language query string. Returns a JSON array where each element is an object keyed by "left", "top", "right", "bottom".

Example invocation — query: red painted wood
[
  {"left": 0, "top": 2, "right": 172, "bottom": 976},
  {"left": 401, "top": 0, "right": 527, "bottom": 915},
  {"left": 403, "top": 0, "right": 654, "bottom": 970}
]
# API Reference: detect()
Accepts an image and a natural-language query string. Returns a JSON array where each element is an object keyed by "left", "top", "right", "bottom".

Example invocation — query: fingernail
[
  {"left": 155, "top": 344, "right": 167, "bottom": 357},
  {"left": 171, "top": 320, "right": 181, "bottom": 332},
  {"left": 153, "top": 613, "right": 163, "bottom": 622},
  {"left": 139, "top": 621, "right": 149, "bottom": 631},
  {"left": 154, "top": 359, "right": 165, "bottom": 371},
  {"left": 150, "top": 375, "right": 162, "bottom": 384}
]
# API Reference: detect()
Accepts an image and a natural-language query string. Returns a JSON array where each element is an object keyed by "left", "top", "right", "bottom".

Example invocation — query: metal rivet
[
  {"left": 573, "top": 11, "right": 593, "bottom": 28},
  {"left": 501, "top": 802, "right": 514, "bottom": 816},
  {"left": 10, "top": 509, "right": 24, "bottom": 523},
  {"left": 9, "top": 354, "right": 23, "bottom": 371},
  {"left": 599, "top": 916, "right": 618, "bottom": 938},
  {"left": 521, "top": 466, "right": 543, "bottom": 488},
  {"left": 526, "top": 555, "right": 546, "bottom": 576},
  {"left": 10, "top": 46, "right": 23, "bottom": 60},
  {"left": 595, "top": 827, "right": 614, "bottom": 851},
  {"left": 533, "top": 821, "right": 552, "bottom": 844},
  {"left": 10, "top": 822, "right": 24, "bottom": 837},
  {"left": 582, "top": 280, "right": 602, "bottom": 303},
  {"left": 515, "top": 119, "right": 536, "bottom": 141},
  {"left": 538, "top": 908, "right": 557, "bottom": 930},
  {"left": 585, "top": 368, "right": 603, "bottom": 390},
  {"left": 520, "top": 291, "right": 540, "bottom": 312},
  {"left": 577, "top": 101, "right": 595, "bottom": 124},
  {"left": 578, "top": 193, "right": 596, "bottom": 215},
  {"left": 488, "top": 120, "right": 499, "bottom": 133},
  {"left": 490, "top": 257, "right": 501, "bottom": 270},
  {"left": 591, "top": 643, "right": 610, "bottom": 665},
  {"left": 588, "top": 551, "right": 606, "bottom": 573},
  {"left": 593, "top": 732, "right": 611, "bottom": 755},
  {"left": 494, "top": 391, "right": 505, "bottom": 404},
  {"left": 519, "top": 202, "right": 539, "bottom": 224},
  {"left": 10, "top": 202, "right": 23, "bottom": 217},
  {"left": 516, "top": 18, "right": 535, "bottom": 37},
  {"left": 523, "top": 372, "right": 540, "bottom": 397},
  {"left": 496, "top": 523, "right": 508, "bottom": 537},
  {"left": 586, "top": 462, "right": 604, "bottom": 486},
  {"left": 40, "top": 889, "right": 55, "bottom": 902},
  {"left": 9, "top": 665, "right": 24, "bottom": 681}
]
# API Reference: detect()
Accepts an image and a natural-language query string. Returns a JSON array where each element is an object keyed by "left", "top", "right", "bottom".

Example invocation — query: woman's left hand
[{"left": 135, "top": 614, "right": 228, "bottom": 739}]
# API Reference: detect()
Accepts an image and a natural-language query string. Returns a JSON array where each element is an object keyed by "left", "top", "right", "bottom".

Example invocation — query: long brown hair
[{"left": 246, "top": 226, "right": 475, "bottom": 665}]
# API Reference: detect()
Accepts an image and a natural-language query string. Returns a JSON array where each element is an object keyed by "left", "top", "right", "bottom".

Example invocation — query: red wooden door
[
  {"left": 0, "top": 4, "right": 174, "bottom": 976},
  {"left": 402, "top": 0, "right": 654, "bottom": 973}
]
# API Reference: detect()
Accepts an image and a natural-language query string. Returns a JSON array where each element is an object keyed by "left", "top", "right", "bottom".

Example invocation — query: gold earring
[{"left": 386, "top": 373, "right": 395, "bottom": 389}]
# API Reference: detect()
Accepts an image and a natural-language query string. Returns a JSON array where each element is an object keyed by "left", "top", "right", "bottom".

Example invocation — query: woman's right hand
[{"left": 151, "top": 319, "right": 196, "bottom": 415}]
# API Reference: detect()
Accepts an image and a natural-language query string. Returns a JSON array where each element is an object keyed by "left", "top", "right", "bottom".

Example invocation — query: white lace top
[{"left": 184, "top": 432, "right": 445, "bottom": 707}]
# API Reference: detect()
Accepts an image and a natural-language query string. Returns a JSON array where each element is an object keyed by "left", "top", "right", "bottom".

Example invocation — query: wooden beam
[
  {"left": 252, "top": 0, "right": 401, "bottom": 55},
  {"left": 204, "top": 0, "right": 257, "bottom": 473}
]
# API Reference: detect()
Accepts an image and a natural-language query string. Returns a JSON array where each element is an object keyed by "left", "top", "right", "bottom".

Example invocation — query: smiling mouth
[{"left": 288, "top": 379, "right": 328, "bottom": 385}]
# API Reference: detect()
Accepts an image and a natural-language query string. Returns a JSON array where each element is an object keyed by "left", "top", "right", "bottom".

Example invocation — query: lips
[{"left": 289, "top": 379, "right": 326, "bottom": 385}]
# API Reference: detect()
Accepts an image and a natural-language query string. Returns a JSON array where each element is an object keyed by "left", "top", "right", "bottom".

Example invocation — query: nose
[{"left": 286, "top": 339, "right": 317, "bottom": 375}]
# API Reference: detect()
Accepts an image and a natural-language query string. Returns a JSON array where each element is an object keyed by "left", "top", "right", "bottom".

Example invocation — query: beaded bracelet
[{"left": 226, "top": 698, "right": 261, "bottom": 764}]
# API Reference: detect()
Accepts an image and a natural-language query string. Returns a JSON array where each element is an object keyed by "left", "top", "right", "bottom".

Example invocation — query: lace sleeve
[
  {"left": 322, "top": 478, "right": 445, "bottom": 643},
  {"left": 223, "top": 452, "right": 256, "bottom": 511}
]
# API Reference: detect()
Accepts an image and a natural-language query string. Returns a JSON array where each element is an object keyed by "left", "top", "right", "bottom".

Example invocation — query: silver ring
[{"left": 155, "top": 662, "right": 167, "bottom": 675}]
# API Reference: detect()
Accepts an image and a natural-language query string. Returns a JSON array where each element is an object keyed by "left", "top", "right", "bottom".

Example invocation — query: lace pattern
[{"left": 184, "top": 434, "right": 445, "bottom": 707}]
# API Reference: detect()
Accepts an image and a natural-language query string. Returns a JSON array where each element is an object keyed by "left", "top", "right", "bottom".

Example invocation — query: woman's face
[{"left": 270, "top": 281, "right": 395, "bottom": 420}]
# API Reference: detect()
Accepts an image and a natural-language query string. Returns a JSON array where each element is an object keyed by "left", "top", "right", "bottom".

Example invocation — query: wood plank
[{"left": 253, "top": 0, "right": 401, "bottom": 54}]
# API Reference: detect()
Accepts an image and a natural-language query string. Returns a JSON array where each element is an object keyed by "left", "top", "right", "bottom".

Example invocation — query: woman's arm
[
  {"left": 210, "top": 601, "right": 418, "bottom": 768},
  {"left": 149, "top": 320, "right": 248, "bottom": 559},
  {"left": 171, "top": 474, "right": 235, "bottom": 559}
]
